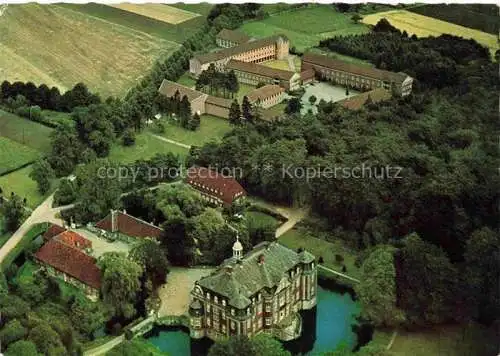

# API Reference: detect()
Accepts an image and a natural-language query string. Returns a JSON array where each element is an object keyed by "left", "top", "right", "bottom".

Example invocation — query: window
[
  {"left": 207, "top": 318, "right": 211, "bottom": 326},
  {"left": 214, "top": 296, "right": 218, "bottom": 304},
  {"left": 207, "top": 304, "right": 211, "bottom": 312},
  {"left": 265, "top": 317, "right": 271, "bottom": 326},
  {"left": 231, "top": 321, "right": 236, "bottom": 329},
  {"left": 265, "top": 304, "right": 271, "bottom": 312},
  {"left": 231, "top": 308, "right": 235, "bottom": 316}
]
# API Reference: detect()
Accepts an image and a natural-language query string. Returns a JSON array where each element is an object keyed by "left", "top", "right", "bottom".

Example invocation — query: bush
[
  {"left": 335, "top": 254, "right": 344, "bottom": 264},
  {"left": 122, "top": 129, "right": 136, "bottom": 146}
]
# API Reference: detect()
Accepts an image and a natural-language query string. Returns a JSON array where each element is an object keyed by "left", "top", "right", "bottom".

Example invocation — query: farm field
[
  {"left": 409, "top": 4, "right": 498, "bottom": 35},
  {"left": 0, "top": 137, "right": 40, "bottom": 175},
  {"left": 0, "top": 4, "right": 179, "bottom": 98},
  {"left": 361, "top": 10, "right": 499, "bottom": 56},
  {"left": 61, "top": 3, "right": 206, "bottom": 43},
  {"left": 240, "top": 5, "right": 369, "bottom": 52},
  {"left": 0, "top": 165, "right": 48, "bottom": 208},
  {"left": 109, "top": 4, "right": 200, "bottom": 24},
  {"left": 278, "top": 228, "right": 360, "bottom": 279},
  {"left": 152, "top": 115, "right": 232, "bottom": 147},
  {"left": 170, "top": 3, "right": 214, "bottom": 17},
  {"left": 108, "top": 133, "right": 189, "bottom": 165},
  {"left": 0, "top": 110, "right": 53, "bottom": 152}
]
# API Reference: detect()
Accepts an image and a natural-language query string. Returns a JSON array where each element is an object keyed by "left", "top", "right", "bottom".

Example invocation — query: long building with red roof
[
  {"left": 95, "top": 210, "right": 163, "bottom": 243},
  {"left": 186, "top": 167, "right": 246, "bottom": 206},
  {"left": 34, "top": 238, "right": 101, "bottom": 300}
]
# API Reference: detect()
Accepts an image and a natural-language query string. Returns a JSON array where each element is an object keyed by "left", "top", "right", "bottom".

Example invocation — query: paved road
[
  {"left": 149, "top": 133, "right": 191, "bottom": 149},
  {"left": 0, "top": 194, "right": 74, "bottom": 264}
]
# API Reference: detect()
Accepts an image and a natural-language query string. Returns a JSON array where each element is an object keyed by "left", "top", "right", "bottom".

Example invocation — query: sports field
[
  {"left": 0, "top": 110, "right": 53, "bottom": 153},
  {"left": 361, "top": 10, "right": 499, "bottom": 56},
  {"left": 240, "top": 5, "right": 369, "bottom": 52},
  {"left": 109, "top": 4, "right": 199, "bottom": 24},
  {"left": 0, "top": 4, "right": 180, "bottom": 97}
]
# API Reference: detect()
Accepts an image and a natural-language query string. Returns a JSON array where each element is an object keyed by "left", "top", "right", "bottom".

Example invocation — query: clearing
[
  {"left": 109, "top": 4, "right": 200, "bottom": 25},
  {"left": 0, "top": 137, "right": 40, "bottom": 175},
  {"left": 108, "top": 133, "right": 189, "bottom": 165},
  {"left": 0, "top": 109, "right": 53, "bottom": 152},
  {"left": 0, "top": 4, "right": 179, "bottom": 97},
  {"left": 0, "top": 165, "right": 51, "bottom": 208},
  {"left": 279, "top": 228, "right": 360, "bottom": 280},
  {"left": 361, "top": 10, "right": 499, "bottom": 56},
  {"left": 240, "top": 5, "right": 369, "bottom": 52},
  {"left": 150, "top": 114, "right": 232, "bottom": 147}
]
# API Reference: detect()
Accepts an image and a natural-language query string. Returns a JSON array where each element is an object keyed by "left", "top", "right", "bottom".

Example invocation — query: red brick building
[
  {"left": 186, "top": 167, "right": 246, "bottom": 206},
  {"left": 95, "top": 210, "right": 163, "bottom": 242}
]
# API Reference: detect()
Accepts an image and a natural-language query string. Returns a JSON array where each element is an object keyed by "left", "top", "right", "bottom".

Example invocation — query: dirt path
[
  {"left": 0, "top": 194, "right": 73, "bottom": 263},
  {"left": 157, "top": 267, "right": 214, "bottom": 317},
  {"left": 387, "top": 330, "right": 398, "bottom": 350},
  {"left": 149, "top": 133, "right": 192, "bottom": 149}
]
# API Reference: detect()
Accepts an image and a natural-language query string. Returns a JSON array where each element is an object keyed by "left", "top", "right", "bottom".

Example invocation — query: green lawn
[
  {"left": 0, "top": 165, "right": 50, "bottom": 208},
  {"left": 16, "top": 260, "right": 38, "bottom": 283},
  {"left": 246, "top": 211, "right": 280, "bottom": 229},
  {"left": 108, "top": 132, "right": 189, "bottom": 164},
  {"left": 237, "top": 83, "right": 256, "bottom": 102},
  {"left": 241, "top": 5, "right": 369, "bottom": 52},
  {"left": 42, "top": 110, "right": 74, "bottom": 127},
  {"left": 0, "top": 109, "right": 53, "bottom": 152},
  {"left": 176, "top": 72, "right": 197, "bottom": 88},
  {"left": 0, "top": 137, "right": 41, "bottom": 175},
  {"left": 1, "top": 223, "right": 48, "bottom": 270},
  {"left": 309, "top": 47, "right": 374, "bottom": 67},
  {"left": 151, "top": 114, "right": 232, "bottom": 147},
  {"left": 278, "top": 228, "right": 360, "bottom": 279},
  {"left": 261, "top": 103, "right": 286, "bottom": 121}
]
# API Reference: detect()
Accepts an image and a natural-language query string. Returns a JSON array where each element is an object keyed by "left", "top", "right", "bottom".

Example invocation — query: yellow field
[
  {"left": 0, "top": 4, "right": 179, "bottom": 97},
  {"left": 362, "top": 10, "right": 499, "bottom": 56},
  {"left": 109, "top": 4, "right": 200, "bottom": 24}
]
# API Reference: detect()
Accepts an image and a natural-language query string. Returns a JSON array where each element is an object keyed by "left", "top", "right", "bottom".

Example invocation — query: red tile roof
[
  {"left": 186, "top": 167, "right": 246, "bottom": 205},
  {"left": 158, "top": 80, "right": 206, "bottom": 101},
  {"left": 302, "top": 52, "right": 409, "bottom": 84},
  {"left": 43, "top": 224, "right": 66, "bottom": 241},
  {"left": 300, "top": 69, "right": 315, "bottom": 81},
  {"left": 337, "top": 88, "right": 392, "bottom": 110},
  {"left": 95, "top": 211, "right": 163, "bottom": 239},
  {"left": 55, "top": 230, "right": 92, "bottom": 250},
  {"left": 34, "top": 239, "right": 101, "bottom": 289}
]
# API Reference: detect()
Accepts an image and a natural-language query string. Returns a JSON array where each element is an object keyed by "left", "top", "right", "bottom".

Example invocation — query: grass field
[
  {"left": 170, "top": 3, "right": 214, "bottom": 17},
  {"left": 381, "top": 324, "right": 499, "bottom": 356},
  {"left": 246, "top": 211, "right": 280, "bottom": 229},
  {"left": 309, "top": 47, "right": 374, "bottom": 67},
  {"left": 61, "top": 3, "right": 206, "bottom": 44},
  {"left": 278, "top": 228, "right": 360, "bottom": 279},
  {"left": 0, "top": 110, "right": 53, "bottom": 152},
  {"left": 0, "top": 4, "right": 180, "bottom": 97},
  {"left": 176, "top": 72, "right": 197, "bottom": 88},
  {"left": 109, "top": 4, "right": 200, "bottom": 24},
  {"left": 0, "top": 137, "right": 40, "bottom": 175},
  {"left": 0, "top": 165, "right": 48, "bottom": 208},
  {"left": 361, "top": 10, "right": 499, "bottom": 56},
  {"left": 41, "top": 110, "right": 74, "bottom": 127},
  {"left": 240, "top": 5, "right": 369, "bottom": 52},
  {"left": 261, "top": 59, "right": 293, "bottom": 71},
  {"left": 152, "top": 115, "right": 232, "bottom": 147},
  {"left": 108, "top": 133, "right": 189, "bottom": 164}
]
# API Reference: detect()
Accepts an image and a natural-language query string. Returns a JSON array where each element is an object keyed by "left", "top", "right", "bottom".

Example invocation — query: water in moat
[{"left": 146, "top": 285, "right": 361, "bottom": 356}]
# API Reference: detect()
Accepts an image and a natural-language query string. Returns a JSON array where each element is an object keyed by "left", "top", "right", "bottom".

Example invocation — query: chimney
[{"left": 111, "top": 209, "right": 118, "bottom": 233}]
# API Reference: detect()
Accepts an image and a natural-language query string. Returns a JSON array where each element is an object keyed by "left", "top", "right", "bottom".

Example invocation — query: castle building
[
  {"left": 225, "top": 59, "right": 300, "bottom": 90},
  {"left": 301, "top": 52, "right": 413, "bottom": 96},
  {"left": 188, "top": 239, "right": 317, "bottom": 341},
  {"left": 190, "top": 35, "right": 289, "bottom": 77},
  {"left": 216, "top": 29, "right": 252, "bottom": 48},
  {"left": 247, "top": 85, "right": 285, "bottom": 109},
  {"left": 158, "top": 80, "right": 232, "bottom": 119},
  {"left": 186, "top": 166, "right": 246, "bottom": 207}
]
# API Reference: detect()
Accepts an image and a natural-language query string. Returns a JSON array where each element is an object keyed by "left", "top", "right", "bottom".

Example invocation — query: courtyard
[
  {"left": 74, "top": 228, "right": 133, "bottom": 258},
  {"left": 301, "top": 82, "right": 360, "bottom": 114}
]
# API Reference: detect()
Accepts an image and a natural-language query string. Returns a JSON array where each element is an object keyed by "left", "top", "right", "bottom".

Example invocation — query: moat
[{"left": 146, "top": 285, "right": 361, "bottom": 355}]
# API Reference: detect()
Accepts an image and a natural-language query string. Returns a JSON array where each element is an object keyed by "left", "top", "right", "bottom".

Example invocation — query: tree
[
  {"left": 252, "top": 333, "right": 291, "bottom": 356},
  {"left": 5, "top": 340, "right": 39, "bottom": 356},
  {"left": 28, "top": 322, "right": 64, "bottom": 355},
  {"left": 228, "top": 100, "right": 242, "bottom": 125},
  {"left": 188, "top": 112, "right": 201, "bottom": 131},
  {"left": 53, "top": 178, "right": 77, "bottom": 207},
  {"left": 161, "top": 214, "right": 194, "bottom": 266},
  {"left": 284, "top": 97, "right": 302, "bottom": 114},
  {"left": 49, "top": 124, "right": 80, "bottom": 177},
  {"left": 308, "top": 95, "right": 317, "bottom": 105},
  {"left": 69, "top": 298, "right": 106, "bottom": 339},
  {"left": 208, "top": 335, "right": 256, "bottom": 356},
  {"left": 395, "top": 233, "right": 461, "bottom": 325},
  {"left": 464, "top": 227, "right": 500, "bottom": 324},
  {"left": 130, "top": 239, "right": 170, "bottom": 289},
  {"left": 355, "top": 246, "right": 405, "bottom": 327},
  {"left": 29, "top": 159, "right": 55, "bottom": 194},
  {"left": 2, "top": 194, "right": 25, "bottom": 231},
  {"left": 98, "top": 252, "right": 143, "bottom": 319},
  {"left": 0, "top": 319, "right": 27, "bottom": 347},
  {"left": 73, "top": 104, "right": 115, "bottom": 157},
  {"left": 122, "top": 129, "right": 136, "bottom": 146},
  {"left": 351, "top": 13, "right": 362, "bottom": 24},
  {"left": 242, "top": 96, "right": 253, "bottom": 122},
  {"left": 226, "top": 70, "right": 239, "bottom": 98}
]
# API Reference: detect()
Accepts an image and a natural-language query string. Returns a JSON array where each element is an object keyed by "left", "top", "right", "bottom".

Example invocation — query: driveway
[{"left": 0, "top": 194, "right": 71, "bottom": 263}]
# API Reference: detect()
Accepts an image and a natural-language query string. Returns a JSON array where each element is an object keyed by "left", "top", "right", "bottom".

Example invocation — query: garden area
[{"left": 149, "top": 114, "right": 232, "bottom": 147}]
